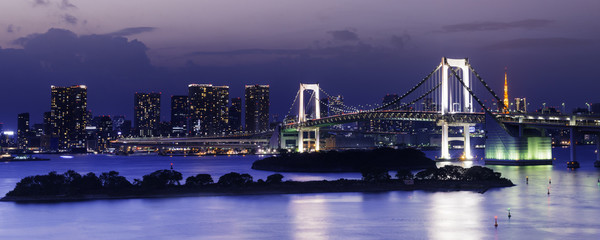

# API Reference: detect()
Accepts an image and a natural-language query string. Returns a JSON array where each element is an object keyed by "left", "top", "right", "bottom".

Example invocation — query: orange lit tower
[{"left": 503, "top": 68, "right": 509, "bottom": 113}]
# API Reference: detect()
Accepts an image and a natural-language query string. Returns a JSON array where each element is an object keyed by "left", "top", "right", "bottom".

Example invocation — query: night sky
[{"left": 1, "top": 0, "right": 599, "bottom": 130}]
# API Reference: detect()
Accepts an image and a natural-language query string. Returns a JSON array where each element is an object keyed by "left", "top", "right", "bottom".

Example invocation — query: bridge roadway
[
  {"left": 281, "top": 110, "right": 485, "bottom": 131},
  {"left": 112, "top": 112, "right": 600, "bottom": 153},
  {"left": 111, "top": 133, "right": 272, "bottom": 149}
]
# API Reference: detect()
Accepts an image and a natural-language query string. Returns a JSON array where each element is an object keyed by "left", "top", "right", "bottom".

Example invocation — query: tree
[
  {"left": 100, "top": 171, "right": 132, "bottom": 194},
  {"left": 141, "top": 170, "right": 183, "bottom": 190},
  {"left": 218, "top": 172, "right": 253, "bottom": 186},
  {"left": 361, "top": 168, "right": 391, "bottom": 182},
  {"left": 415, "top": 168, "right": 437, "bottom": 180},
  {"left": 396, "top": 169, "right": 414, "bottom": 180},
  {"left": 185, "top": 174, "right": 213, "bottom": 187},
  {"left": 266, "top": 173, "right": 284, "bottom": 183},
  {"left": 69, "top": 172, "right": 102, "bottom": 195}
]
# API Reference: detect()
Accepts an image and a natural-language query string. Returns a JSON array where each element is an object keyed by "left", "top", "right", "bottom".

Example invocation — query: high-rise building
[
  {"left": 245, "top": 85, "right": 270, "bottom": 132},
  {"left": 17, "top": 113, "right": 30, "bottom": 149},
  {"left": 229, "top": 97, "right": 242, "bottom": 132},
  {"left": 188, "top": 84, "right": 230, "bottom": 136},
  {"left": 51, "top": 85, "right": 88, "bottom": 150},
  {"left": 111, "top": 115, "right": 131, "bottom": 137},
  {"left": 515, "top": 98, "right": 527, "bottom": 113},
  {"left": 96, "top": 115, "right": 113, "bottom": 152},
  {"left": 171, "top": 95, "right": 189, "bottom": 136},
  {"left": 134, "top": 92, "right": 161, "bottom": 137}
]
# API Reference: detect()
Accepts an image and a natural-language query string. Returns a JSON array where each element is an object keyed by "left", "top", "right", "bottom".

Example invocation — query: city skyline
[{"left": 1, "top": 0, "right": 600, "bottom": 130}]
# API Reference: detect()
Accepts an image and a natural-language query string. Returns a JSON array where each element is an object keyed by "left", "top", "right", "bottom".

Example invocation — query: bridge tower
[
  {"left": 439, "top": 57, "right": 474, "bottom": 160},
  {"left": 296, "top": 83, "right": 320, "bottom": 152}
]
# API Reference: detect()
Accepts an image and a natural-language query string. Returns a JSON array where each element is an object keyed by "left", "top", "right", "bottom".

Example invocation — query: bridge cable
[
  {"left": 284, "top": 89, "right": 301, "bottom": 122},
  {"left": 318, "top": 87, "right": 361, "bottom": 113},
  {"left": 449, "top": 67, "right": 496, "bottom": 116},
  {"left": 371, "top": 63, "right": 442, "bottom": 112},
  {"left": 468, "top": 64, "right": 506, "bottom": 111},
  {"left": 391, "top": 81, "right": 442, "bottom": 111}
]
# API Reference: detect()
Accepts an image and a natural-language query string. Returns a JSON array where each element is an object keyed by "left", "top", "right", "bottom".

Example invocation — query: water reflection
[{"left": 427, "top": 192, "right": 484, "bottom": 240}]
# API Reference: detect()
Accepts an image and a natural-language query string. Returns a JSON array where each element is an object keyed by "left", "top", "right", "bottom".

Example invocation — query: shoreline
[{"left": 1, "top": 179, "right": 514, "bottom": 203}]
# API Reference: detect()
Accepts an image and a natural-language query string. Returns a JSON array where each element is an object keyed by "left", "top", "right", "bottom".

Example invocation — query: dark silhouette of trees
[
  {"left": 100, "top": 171, "right": 132, "bottom": 194},
  {"left": 396, "top": 169, "right": 414, "bottom": 180},
  {"left": 266, "top": 173, "right": 284, "bottom": 183},
  {"left": 218, "top": 172, "right": 253, "bottom": 186},
  {"left": 361, "top": 168, "right": 391, "bottom": 182},
  {"left": 185, "top": 174, "right": 213, "bottom": 187},
  {"left": 141, "top": 170, "right": 183, "bottom": 190},
  {"left": 252, "top": 147, "right": 436, "bottom": 172}
]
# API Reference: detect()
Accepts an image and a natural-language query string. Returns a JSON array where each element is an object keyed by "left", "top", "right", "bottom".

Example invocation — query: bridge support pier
[
  {"left": 438, "top": 120, "right": 473, "bottom": 160},
  {"left": 570, "top": 128, "right": 577, "bottom": 162},
  {"left": 441, "top": 122, "right": 450, "bottom": 159},
  {"left": 296, "top": 128, "right": 320, "bottom": 153},
  {"left": 297, "top": 129, "right": 304, "bottom": 152},
  {"left": 596, "top": 134, "right": 600, "bottom": 161},
  {"left": 463, "top": 125, "right": 472, "bottom": 159}
]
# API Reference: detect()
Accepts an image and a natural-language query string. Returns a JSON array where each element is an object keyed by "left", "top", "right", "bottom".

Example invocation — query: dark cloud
[
  {"left": 0, "top": 28, "right": 157, "bottom": 129},
  {"left": 187, "top": 43, "right": 383, "bottom": 60},
  {"left": 63, "top": 14, "right": 78, "bottom": 25},
  {"left": 442, "top": 19, "right": 553, "bottom": 32},
  {"left": 104, "top": 27, "right": 157, "bottom": 37},
  {"left": 60, "top": 0, "right": 77, "bottom": 9},
  {"left": 390, "top": 33, "right": 411, "bottom": 49},
  {"left": 7, "top": 24, "right": 16, "bottom": 33},
  {"left": 32, "top": 0, "right": 50, "bottom": 6},
  {"left": 485, "top": 38, "right": 596, "bottom": 50},
  {"left": 328, "top": 30, "right": 359, "bottom": 41}
]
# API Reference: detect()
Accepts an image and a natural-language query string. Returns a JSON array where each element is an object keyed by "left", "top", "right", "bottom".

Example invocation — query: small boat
[{"left": 567, "top": 161, "right": 580, "bottom": 168}]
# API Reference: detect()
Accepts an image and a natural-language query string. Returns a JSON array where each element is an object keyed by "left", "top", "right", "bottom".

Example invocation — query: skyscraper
[
  {"left": 17, "top": 112, "right": 30, "bottom": 149},
  {"left": 134, "top": 92, "right": 161, "bottom": 137},
  {"left": 51, "top": 85, "right": 88, "bottom": 150},
  {"left": 229, "top": 97, "right": 242, "bottom": 132},
  {"left": 188, "top": 84, "right": 230, "bottom": 136},
  {"left": 245, "top": 85, "right": 270, "bottom": 132},
  {"left": 96, "top": 115, "right": 113, "bottom": 152},
  {"left": 170, "top": 95, "right": 189, "bottom": 136},
  {"left": 515, "top": 98, "right": 527, "bottom": 113}
]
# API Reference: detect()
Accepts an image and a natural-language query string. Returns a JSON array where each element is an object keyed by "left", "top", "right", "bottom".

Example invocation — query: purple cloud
[
  {"left": 442, "top": 19, "right": 553, "bottom": 32},
  {"left": 485, "top": 38, "right": 596, "bottom": 50},
  {"left": 328, "top": 29, "right": 359, "bottom": 41},
  {"left": 63, "top": 14, "right": 78, "bottom": 25},
  {"left": 104, "top": 27, "right": 157, "bottom": 37},
  {"left": 60, "top": 0, "right": 77, "bottom": 10},
  {"left": 32, "top": 0, "right": 50, "bottom": 7}
]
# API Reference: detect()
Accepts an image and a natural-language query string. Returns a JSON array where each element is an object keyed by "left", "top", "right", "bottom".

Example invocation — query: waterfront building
[
  {"left": 96, "top": 116, "right": 112, "bottom": 152},
  {"left": 134, "top": 92, "right": 161, "bottom": 137},
  {"left": 188, "top": 84, "right": 230, "bottom": 136},
  {"left": 17, "top": 113, "right": 30, "bottom": 149},
  {"left": 170, "top": 95, "right": 189, "bottom": 136},
  {"left": 245, "top": 85, "right": 270, "bottom": 132},
  {"left": 51, "top": 85, "right": 88, "bottom": 150},
  {"left": 515, "top": 98, "right": 527, "bottom": 113},
  {"left": 229, "top": 97, "right": 242, "bottom": 132},
  {"left": 111, "top": 115, "right": 131, "bottom": 138}
]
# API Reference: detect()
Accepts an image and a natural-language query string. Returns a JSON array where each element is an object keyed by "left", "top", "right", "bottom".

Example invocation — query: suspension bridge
[
  {"left": 115, "top": 57, "right": 600, "bottom": 165},
  {"left": 278, "top": 57, "right": 600, "bottom": 165}
]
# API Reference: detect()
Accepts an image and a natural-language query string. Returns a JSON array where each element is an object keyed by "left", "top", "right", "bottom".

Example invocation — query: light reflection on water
[{"left": 0, "top": 146, "right": 598, "bottom": 239}]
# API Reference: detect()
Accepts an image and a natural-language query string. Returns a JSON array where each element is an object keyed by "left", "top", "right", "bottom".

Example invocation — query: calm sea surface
[{"left": 1, "top": 147, "right": 599, "bottom": 239}]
